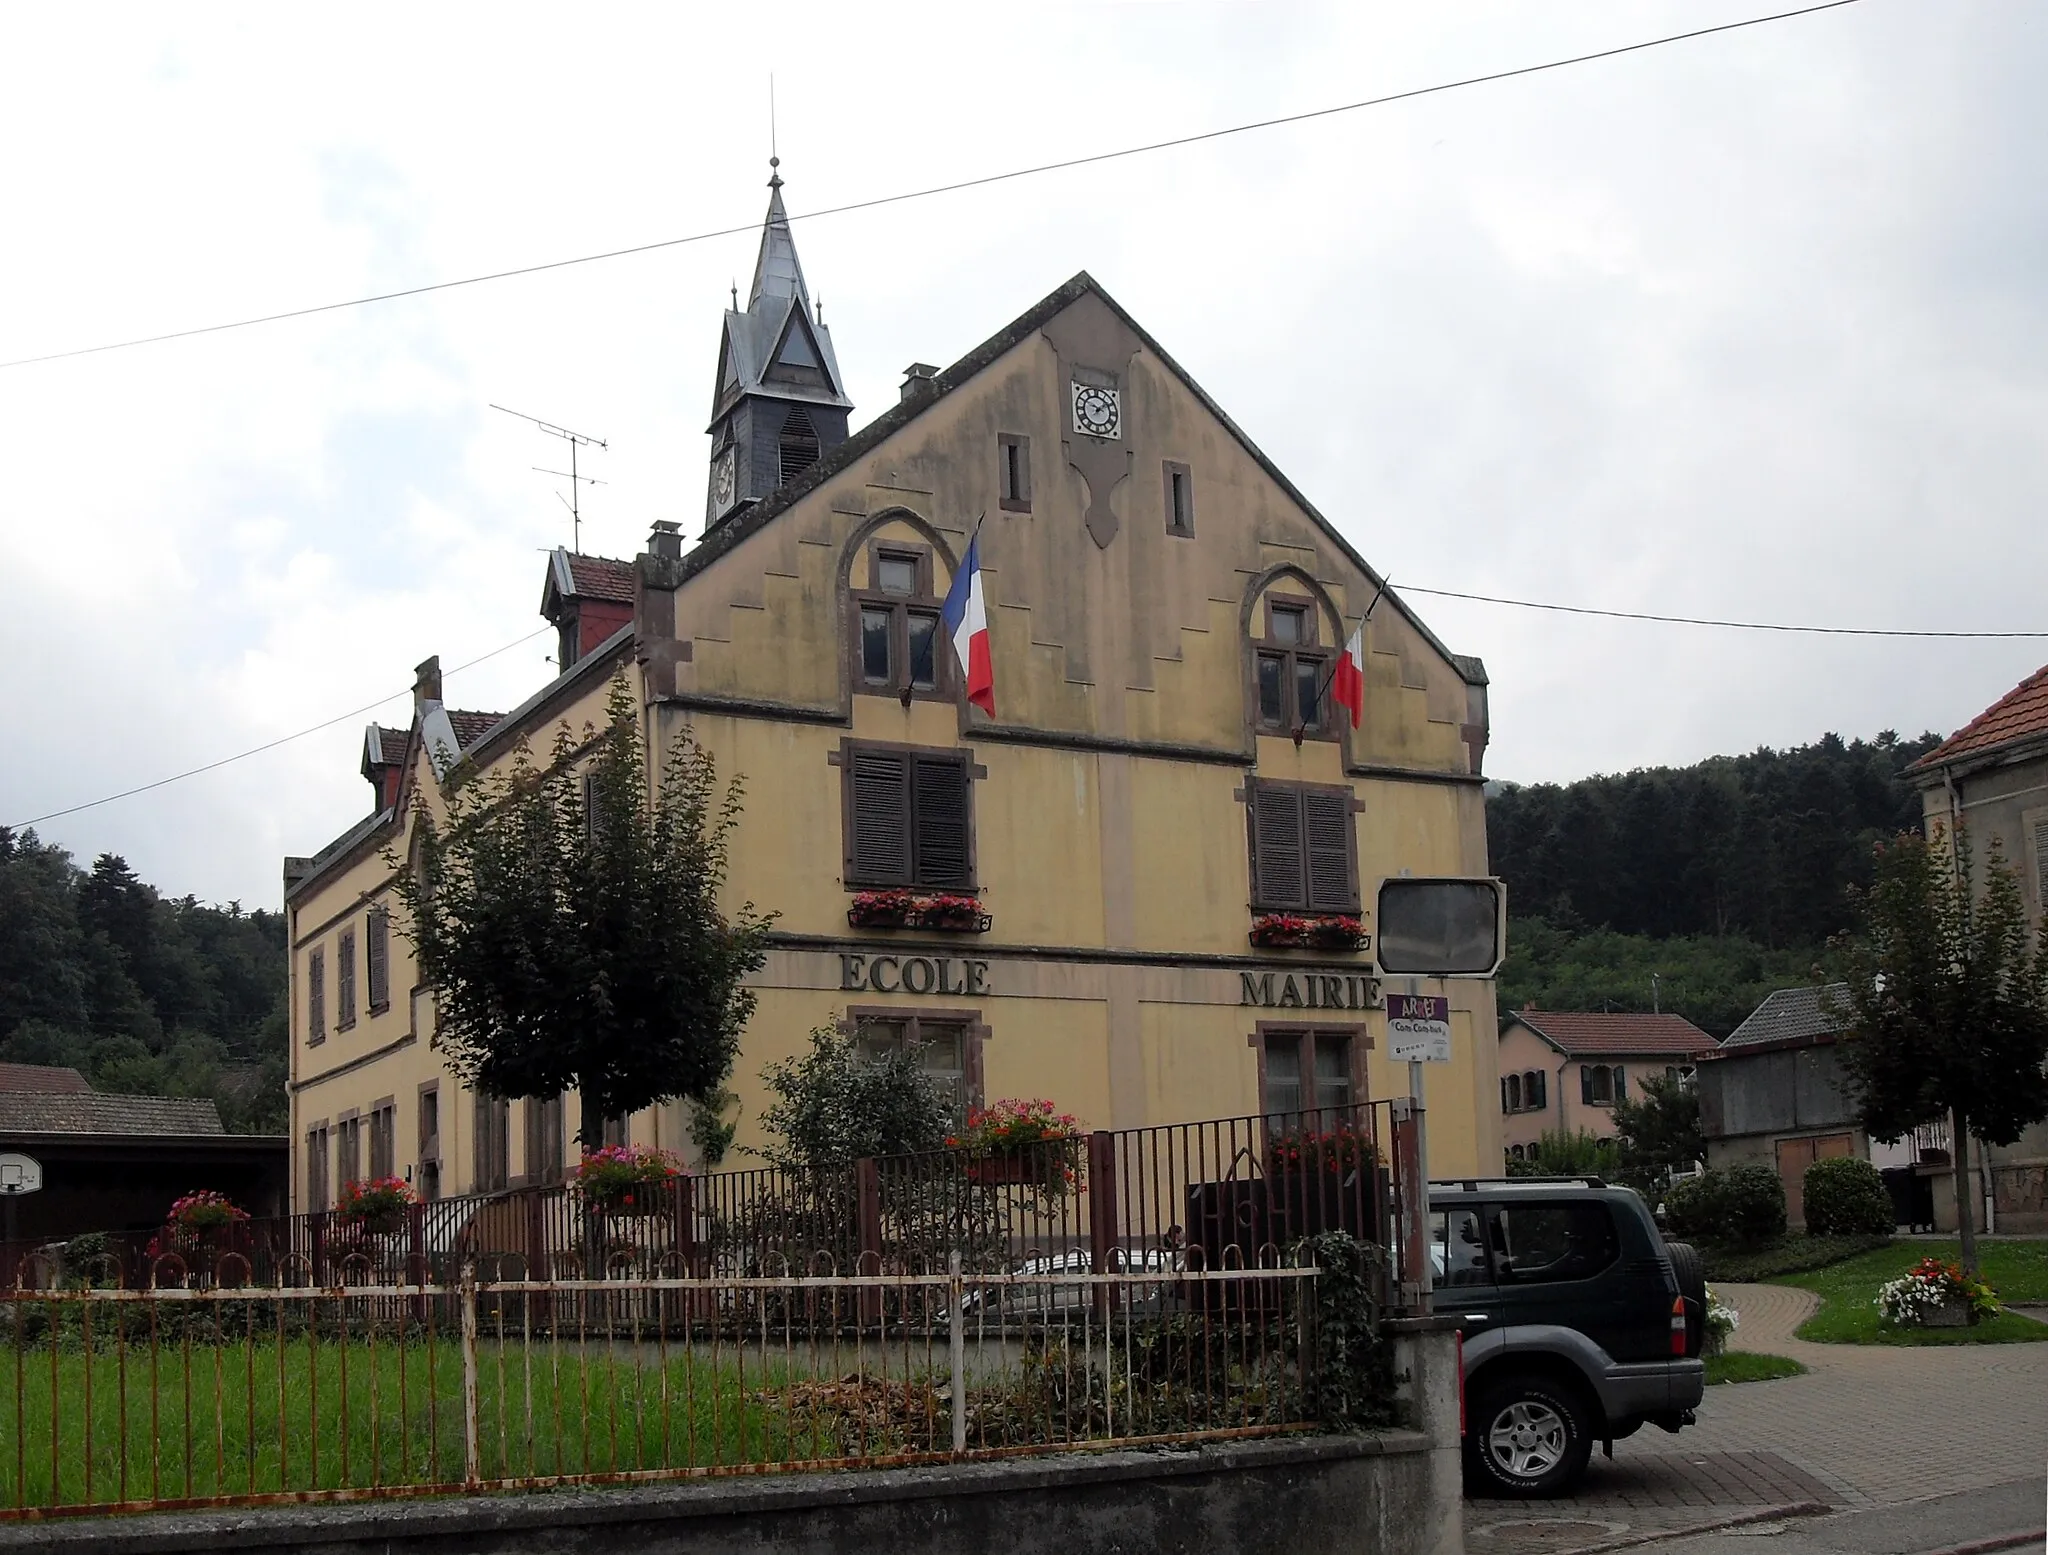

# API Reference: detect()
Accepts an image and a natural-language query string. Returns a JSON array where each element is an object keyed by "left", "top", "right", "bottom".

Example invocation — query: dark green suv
[{"left": 1430, "top": 1177, "right": 1708, "bottom": 1497}]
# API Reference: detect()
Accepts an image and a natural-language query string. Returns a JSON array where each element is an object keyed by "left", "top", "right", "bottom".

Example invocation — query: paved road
[{"left": 1468, "top": 1283, "right": 2048, "bottom": 1555}]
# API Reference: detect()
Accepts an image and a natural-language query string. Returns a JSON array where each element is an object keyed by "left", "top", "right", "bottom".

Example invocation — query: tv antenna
[{"left": 491, "top": 403, "right": 607, "bottom": 552}]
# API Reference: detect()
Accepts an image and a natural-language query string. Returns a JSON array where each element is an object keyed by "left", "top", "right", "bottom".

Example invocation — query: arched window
[
  {"left": 779, "top": 407, "right": 821, "bottom": 484},
  {"left": 1504, "top": 1073, "right": 1523, "bottom": 1113},
  {"left": 1251, "top": 592, "right": 1330, "bottom": 737}
]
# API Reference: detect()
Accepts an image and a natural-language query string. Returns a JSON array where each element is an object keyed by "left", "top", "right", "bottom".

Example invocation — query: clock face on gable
[
  {"left": 1071, "top": 382, "right": 1121, "bottom": 440},
  {"left": 712, "top": 445, "right": 737, "bottom": 510}
]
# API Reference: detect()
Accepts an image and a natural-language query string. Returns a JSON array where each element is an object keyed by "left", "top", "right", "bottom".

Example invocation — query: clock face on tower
[
  {"left": 712, "top": 445, "right": 737, "bottom": 511},
  {"left": 1071, "top": 382, "right": 1121, "bottom": 440}
]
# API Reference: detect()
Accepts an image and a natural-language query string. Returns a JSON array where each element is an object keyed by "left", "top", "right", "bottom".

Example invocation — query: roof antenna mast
[{"left": 491, "top": 403, "right": 608, "bottom": 553}]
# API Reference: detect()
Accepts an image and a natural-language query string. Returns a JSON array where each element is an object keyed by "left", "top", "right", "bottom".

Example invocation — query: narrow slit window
[
  {"left": 1164, "top": 461, "right": 1193, "bottom": 535},
  {"left": 999, "top": 435, "right": 1032, "bottom": 512}
]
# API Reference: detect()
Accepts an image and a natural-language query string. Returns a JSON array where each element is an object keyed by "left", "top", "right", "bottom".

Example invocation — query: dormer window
[
  {"left": 852, "top": 540, "right": 946, "bottom": 701},
  {"left": 1254, "top": 596, "right": 1329, "bottom": 736}
]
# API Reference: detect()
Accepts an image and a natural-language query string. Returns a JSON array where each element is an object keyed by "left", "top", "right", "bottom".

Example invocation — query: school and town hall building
[{"left": 283, "top": 168, "right": 1505, "bottom": 1209}]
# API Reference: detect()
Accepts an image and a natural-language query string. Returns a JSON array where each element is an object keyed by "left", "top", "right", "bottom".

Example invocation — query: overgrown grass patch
[
  {"left": 1775, "top": 1239, "right": 2048, "bottom": 1345},
  {"left": 1704, "top": 1351, "right": 1804, "bottom": 1385},
  {"left": 1699, "top": 1234, "right": 1893, "bottom": 1283}
]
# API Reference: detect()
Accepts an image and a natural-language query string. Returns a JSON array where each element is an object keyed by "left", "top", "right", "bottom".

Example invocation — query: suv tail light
[{"left": 1670, "top": 1295, "right": 1688, "bottom": 1357}]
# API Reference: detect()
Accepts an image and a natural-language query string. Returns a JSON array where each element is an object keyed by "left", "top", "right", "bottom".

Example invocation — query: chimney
[
  {"left": 413, "top": 655, "right": 442, "bottom": 713},
  {"left": 648, "top": 520, "right": 684, "bottom": 561},
  {"left": 900, "top": 362, "right": 939, "bottom": 405}
]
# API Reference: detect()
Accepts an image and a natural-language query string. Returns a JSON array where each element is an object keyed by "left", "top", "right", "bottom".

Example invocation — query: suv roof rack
[{"left": 1430, "top": 1176, "right": 1608, "bottom": 1190}]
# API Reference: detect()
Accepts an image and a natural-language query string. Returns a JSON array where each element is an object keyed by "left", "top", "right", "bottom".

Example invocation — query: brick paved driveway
[{"left": 1468, "top": 1282, "right": 2048, "bottom": 1554}]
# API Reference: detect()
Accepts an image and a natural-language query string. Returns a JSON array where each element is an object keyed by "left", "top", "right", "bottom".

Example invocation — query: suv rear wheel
[{"left": 1465, "top": 1373, "right": 1594, "bottom": 1497}]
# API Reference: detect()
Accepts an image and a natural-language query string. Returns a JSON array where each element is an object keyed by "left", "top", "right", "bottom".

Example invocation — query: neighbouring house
[
  {"left": 1699, "top": 983, "right": 1949, "bottom": 1230},
  {"left": 1906, "top": 662, "right": 2048, "bottom": 1235},
  {"left": 284, "top": 163, "right": 1507, "bottom": 1212},
  {"left": 1497, "top": 1008, "right": 1716, "bottom": 1161},
  {"left": 0, "top": 1081, "right": 289, "bottom": 1261}
]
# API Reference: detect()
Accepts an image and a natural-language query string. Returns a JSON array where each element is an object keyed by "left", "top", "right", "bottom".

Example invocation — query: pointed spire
[{"left": 748, "top": 157, "right": 809, "bottom": 310}]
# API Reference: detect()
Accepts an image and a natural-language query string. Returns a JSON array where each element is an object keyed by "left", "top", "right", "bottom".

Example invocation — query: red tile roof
[
  {"left": 372, "top": 726, "right": 409, "bottom": 765},
  {"left": 1910, "top": 663, "right": 2048, "bottom": 770},
  {"left": 446, "top": 710, "right": 505, "bottom": 749},
  {"left": 564, "top": 553, "right": 636, "bottom": 605},
  {"left": 1508, "top": 1010, "right": 1718, "bottom": 1058},
  {"left": 0, "top": 1063, "right": 91, "bottom": 1094}
]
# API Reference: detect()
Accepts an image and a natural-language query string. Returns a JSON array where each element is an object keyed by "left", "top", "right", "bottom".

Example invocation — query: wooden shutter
[
  {"left": 848, "top": 747, "right": 912, "bottom": 884},
  {"left": 308, "top": 949, "right": 325, "bottom": 1039},
  {"left": 1580, "top": 1066, "right": 1595, "bottom": 1106},
  {"left": 337, "top": 930, "right": 357, "bottom": 1026},
  {"left": 1251, "top": 782, "right": 1306, "bottom": 909},
  {"left": 912, "top": 755, "right": 972, "bottom": 888},
  {"left": 366, "top": 908, "right": 389, "bottom": 1012},
  {"left": 2034, "top": 817, "right": 2048, "bottom": 906},
  {"left": 1303, "top": 789, "right": 1357, "bottom": 911}
]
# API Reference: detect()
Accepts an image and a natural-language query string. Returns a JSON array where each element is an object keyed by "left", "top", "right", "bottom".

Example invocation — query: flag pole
[{"left": 1293, "top": 575, "right": 1392, "bottom": 747}]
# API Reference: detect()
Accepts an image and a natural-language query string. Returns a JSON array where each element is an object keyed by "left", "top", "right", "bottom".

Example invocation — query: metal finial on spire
[
  {"left": 730, "top": 279, "right": 738, "bottom": 309},
  {"left": 768, "top": 154, "right": 782, "bottom": 190}
]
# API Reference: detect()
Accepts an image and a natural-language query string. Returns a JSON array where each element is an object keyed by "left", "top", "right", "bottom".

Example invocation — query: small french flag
[
  {"left": 942, "top": 527, "right": 995, "bottom": 717},
  {"left": 1330, "top": 622, "right": 1365, "bottom": 729}
]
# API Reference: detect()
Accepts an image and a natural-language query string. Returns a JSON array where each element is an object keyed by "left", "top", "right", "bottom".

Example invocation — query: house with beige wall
[
  {"left": 1498, "top": 1009, "right": 1715, "bottom": 1162},
  {"left": 1907, "top": 663, "right": 2048, "bottom": 1234},
  {"left": 284, "top": 171, "right": 1505, "bottom": 1212}
]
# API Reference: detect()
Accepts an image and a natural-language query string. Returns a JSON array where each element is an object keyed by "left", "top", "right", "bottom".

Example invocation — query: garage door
[{"left": 1777, "top": 1133, "right": 1855, "bottom": 1226}]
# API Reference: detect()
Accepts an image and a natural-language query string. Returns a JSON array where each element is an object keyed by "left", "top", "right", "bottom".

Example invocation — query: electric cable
[
  {"left": 4, "top": 627, "right": 551, "bottom": 831},
  {"left": 0, "top": 0, "right": 1867, "bottom": 371},
  {"left": 1395, "top": 585, "right": 2048, "bottom": 638}
]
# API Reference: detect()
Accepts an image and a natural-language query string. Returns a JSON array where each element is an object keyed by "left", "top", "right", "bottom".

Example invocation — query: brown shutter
[
  {"left": 849, "top": 747, "right": 912, "bottom": 884},
  {"left": 367, "top": 908, "right": 390, "bottom": 1011},
  {"left": 912, "top": 755, "right": 972, "bottom": 888},
  {"left": 1303, "top": 789, "right": 1358, "bottom": 911},
  {"left": 1251, "top": 782, "right": 1306, "bottom": 909},
  {"left": 308, "top": 949, "right": 325, "bottom": 1039}
]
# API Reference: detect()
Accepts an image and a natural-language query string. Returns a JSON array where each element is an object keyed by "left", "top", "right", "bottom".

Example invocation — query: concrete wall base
[{"left": 0, "top": 1433, "right": 1461, "bottom": 1555}]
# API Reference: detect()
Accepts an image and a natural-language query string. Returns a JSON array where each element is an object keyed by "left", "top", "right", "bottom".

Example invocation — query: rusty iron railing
[{"left": 2, "top": 1252, "right": 1332, "bottom": 1520}]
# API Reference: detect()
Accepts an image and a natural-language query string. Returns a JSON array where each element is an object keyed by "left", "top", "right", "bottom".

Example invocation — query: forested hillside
[
  {"left": 1488, "top": 732, "right": 1943, "bottom": 1036},
  {"left": 0, "top": 828, "right": 286, "bottom": 1132}
]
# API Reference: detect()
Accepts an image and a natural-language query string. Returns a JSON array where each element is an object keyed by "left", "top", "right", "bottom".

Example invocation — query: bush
[
  {"left": 1802, "top": 1157, "right": 1895, "bottom": 1237},
  {"left": 1506, "top": 1127, "right": 1619, "bottom": 1179},
  {"left": 1665, "top": 1164, "right": 1787, "bottom": 1248},
  {"left": 1701, "top": 1233, "right": 1892, "bottom": 1282}
]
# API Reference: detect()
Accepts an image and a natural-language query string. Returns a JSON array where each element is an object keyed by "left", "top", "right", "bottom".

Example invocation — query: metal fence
[
  {"left": 0, "top": 1100, "right": 1421, "bottom": 1520},
  {"left": 2, "top": 1254, "right": 1340, "bottom": 1518},
  {"left": 5, "top": 1101, "right": 1419, "bottom": 1310}
]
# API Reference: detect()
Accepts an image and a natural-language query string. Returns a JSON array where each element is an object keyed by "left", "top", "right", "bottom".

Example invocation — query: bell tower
[{"left": 705, "top": 160, "right": 854, "bottom": 529}]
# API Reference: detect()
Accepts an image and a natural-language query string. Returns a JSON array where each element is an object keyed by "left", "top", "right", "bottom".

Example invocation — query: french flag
[
  {"left": 1330, "top": 622, "right": 1365, "bottom": 729},
  {"left": 942, "top": 528, "right": 995, "bottom": 717}
]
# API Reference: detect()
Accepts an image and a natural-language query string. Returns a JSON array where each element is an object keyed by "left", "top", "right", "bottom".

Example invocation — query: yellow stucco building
[{"left": 284, "top": 173, "right": 1504, "bottom": 1210}]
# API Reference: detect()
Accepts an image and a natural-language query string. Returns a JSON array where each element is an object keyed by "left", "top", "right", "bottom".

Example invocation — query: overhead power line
[
  {"left": 12, "top": 568, "right": 2038, "bottom": 835},
  {"left": 4, "top": 627, "right": 550, "bottom": 832},
  {"left": 1398, "top": 585, "right": 2048, "bottom": 638},
  {"left": 2, "top": 0, "right": 1867, "bottom": 372}
]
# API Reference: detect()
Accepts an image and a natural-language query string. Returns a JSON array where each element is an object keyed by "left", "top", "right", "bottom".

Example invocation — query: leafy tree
[
  {"left": 1829, "top": 826, "right": 2048, "bottom": 1274},
  {"left": 755, "top": 1023, "right": 953, "bottom": 1172},
  {"left": 1609, "top": 1073, "right": 1705, "bottom": 1194},
  {"left": 1499, "top": 916, "right": 1816, "bottom": 1037},
  {"left": 392, "top": 675, "right": 774, "bottom": 1149}
]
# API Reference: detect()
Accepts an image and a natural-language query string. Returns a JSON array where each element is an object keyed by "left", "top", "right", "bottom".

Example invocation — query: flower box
[
  {"left": 1247, "top": 914, "right": 1369, "bottom": 952},
  {"left": 847, "top": 890, "right": 991, "bottom": 933},
  {"left": 965, "top": 1155, "right": 1042, "bottom": 1187},
  {"left": 336, "top": 1176, "right": 416, "bottom": 1236},
  {"left": 950, "top": 1100, "right": 1085, "bottom": 1195},
  {"left": 1876, "top": 1255, "right": 1999, "bottom": 1328},
  {"left": 168, "top": 1190, "right": 249, "bottom": 1234},
  {"left": 574, "top": 1144, "right": 686, "bottom": 1219}
]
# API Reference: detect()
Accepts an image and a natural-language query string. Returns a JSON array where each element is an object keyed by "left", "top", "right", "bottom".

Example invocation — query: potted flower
[
  {"left": 1876, "top": 1255, "right": 2001, "bottom": 1329},
  {"left": 574, "top": 1143, "right": 686, "bottom": 1217},
  {"left": 1248, "top": 913, "right": 1368, "bottom": 951},
  {"left": 949, "top": 1100, "right": 1085, "bottom": 1191},
  {"left": 1703, "top": 1286, "right": 1739, "bottom": 1356},
  {"left": 847, "top": 889, "right": 991, "bottom": 932},
  {"left": 335, "top": 1175, "right": 416, "bottom": 1236},
  {"left": 168, "top": 1189, "right": 249, "bottom": 1236},
  {"left": 1263, "top": 1125, "right": 1382, "bottom": 1239}
]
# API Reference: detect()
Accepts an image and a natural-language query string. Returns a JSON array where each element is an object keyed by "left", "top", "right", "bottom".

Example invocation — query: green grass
[
  {"left": 1699, "top": 1234, "right": 1894, "bottom": 1283},
  {"left": 1774, "top": 1239, "right": 2048, "bottom": 1346},
  {"left": 0, "top": 1334, "right": 868, "bottom": 1512},
  {"left": 1704, "top": 1351, "right": 1805, "bottom": 1385}
]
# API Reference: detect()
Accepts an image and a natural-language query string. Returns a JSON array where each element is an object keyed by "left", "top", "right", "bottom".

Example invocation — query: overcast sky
[{"left": 3, "top": 1, "right": 2044, "bottom": 909}]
